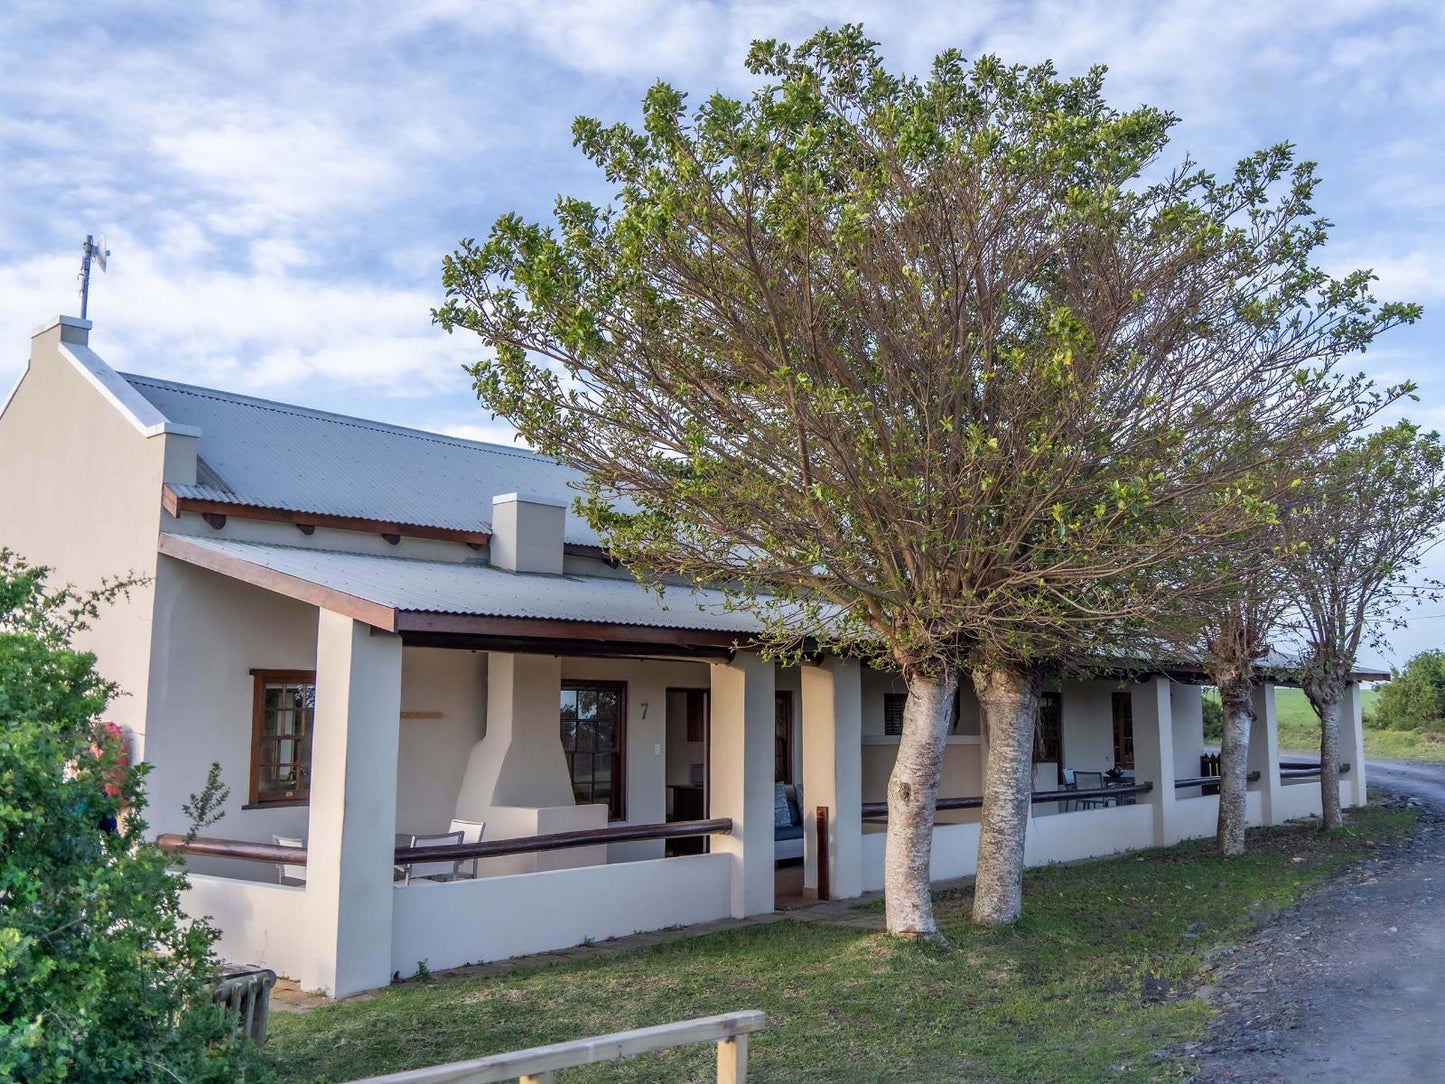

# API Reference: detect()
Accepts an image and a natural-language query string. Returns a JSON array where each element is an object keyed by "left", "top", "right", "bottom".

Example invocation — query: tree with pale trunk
[
  {"left": 1197, "top": 577, "right": 1295, "bottom": 857},
  {"left": 436, "top": 27, "right": 1414, "bottom": 936},
  {"left": 1287, "top": 421, "right": 1445, "bottom": 828}
]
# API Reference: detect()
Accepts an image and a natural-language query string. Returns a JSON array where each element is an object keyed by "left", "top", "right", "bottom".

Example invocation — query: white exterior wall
[
  {"left": 0, "top": 320, "right": 195, "bottom": 761},
  {"left": 1060, "top": 680, "right": 1118, "bottom": 771},
  {"left": 144, "top": 562, "right": 486, "bottom": 865},
  {"left": 1171, "top": 683, "right": 1206, "bottom": 780},
  {"left": 560, "top": 656, "right": 711, "bottom": 863},
  {"left": 860, "top": 666, "right": 984, "bottom": 823},
  {"left": 144, "top": 560, "right": 319, "bottom": 856}
]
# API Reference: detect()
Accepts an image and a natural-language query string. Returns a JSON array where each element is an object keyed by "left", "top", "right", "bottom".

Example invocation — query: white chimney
[{"left": 489, "top": 493, "right": 566, "bottom": 574}]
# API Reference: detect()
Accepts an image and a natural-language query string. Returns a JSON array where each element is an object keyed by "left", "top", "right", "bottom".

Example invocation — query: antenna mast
[{"left": 78, "top": 234, "right": 109, "bottom": 320}]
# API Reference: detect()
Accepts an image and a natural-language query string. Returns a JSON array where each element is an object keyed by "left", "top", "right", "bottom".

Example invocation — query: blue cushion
[
  {"left": 775, "top": 823, "right": 804, "bottom": 842},
  {"left": 774, "top": 784, "right": 794, "bottom": 828}
]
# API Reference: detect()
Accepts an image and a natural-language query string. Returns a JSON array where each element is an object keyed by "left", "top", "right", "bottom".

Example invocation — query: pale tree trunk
[
  {"left": 1215, "top": 679, "right": 1254, "bottom": 857},
  {"left": 883, "top": 669, "right": 958, "bottom": 939},
  {"left": 972, "top": 666, "right": 1042, "bottom": 926},
  {"left": 1302, "top": 668, "right": 1347, "bottom": 830}
]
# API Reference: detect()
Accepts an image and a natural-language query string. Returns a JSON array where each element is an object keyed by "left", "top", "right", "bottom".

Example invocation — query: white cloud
[
  {"left": 0, "top": 237, "right": 472, "bottom": 402},
  {"left": 151, "top": 109, "right": 402, "bottom": 233}
]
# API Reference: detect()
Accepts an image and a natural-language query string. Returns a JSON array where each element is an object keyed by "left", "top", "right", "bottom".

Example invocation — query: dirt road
[{"left": 1191, "top": 761, "right": 1445, "bottom": 1082}]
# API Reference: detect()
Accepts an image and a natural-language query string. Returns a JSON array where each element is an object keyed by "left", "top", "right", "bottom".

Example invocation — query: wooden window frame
[
  {"left": 883, "top": 693, "right": 907, "bottom": 736},
  {"left": 774, "top": 690, "right": 795, "bottom": 783},
  {"left": 560, "top": 680, "right": 628, "bottom": 821},
  {"left": 1034, "top": 691, "right": 1064, "bottom": 770},
  {"left": 882, "top": 689, "right": 963, "bottom": 737},
  {"left": 248, "top": 668, "right": 317, "bottom": 807},
  {"left": 1112, "top": 690, "right": 1136, "bottom": 770}
]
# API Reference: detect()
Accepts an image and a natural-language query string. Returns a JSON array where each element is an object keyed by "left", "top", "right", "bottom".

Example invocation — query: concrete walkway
[{"left": 1192, "top": 760, "right": 1445, "bottom": 1083}]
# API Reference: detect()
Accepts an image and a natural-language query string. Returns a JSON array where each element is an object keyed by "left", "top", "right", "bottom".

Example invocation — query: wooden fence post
[{"left": 717, "top": 1033, "right": 748, "bottom": 1084}]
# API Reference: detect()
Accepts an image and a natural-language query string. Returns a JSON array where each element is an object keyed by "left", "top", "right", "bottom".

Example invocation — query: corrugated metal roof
[
  {"left": 123, "top": 373, "right": 605, "bottom": 544},
  {"left": 162, "top": 534, "right": 763, "bottom": 633}
]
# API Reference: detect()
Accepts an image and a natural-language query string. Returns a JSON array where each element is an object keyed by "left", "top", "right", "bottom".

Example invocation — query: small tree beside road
[{"left": 1287, "top": 422, "right": 1445, "bottom": 827}]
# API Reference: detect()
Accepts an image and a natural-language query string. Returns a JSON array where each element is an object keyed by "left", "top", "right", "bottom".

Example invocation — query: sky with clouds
[{"left": 3, "top": 0, "right": 1444, "bottom": 663}]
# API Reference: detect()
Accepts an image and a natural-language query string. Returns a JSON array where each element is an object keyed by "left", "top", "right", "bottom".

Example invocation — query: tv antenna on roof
[{"left": 78, "top": 233, "right": 109, "bottom": 320}]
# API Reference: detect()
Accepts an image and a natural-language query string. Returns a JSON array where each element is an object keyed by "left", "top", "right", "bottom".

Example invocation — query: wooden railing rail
[
  {"left": 340, "top": 1010, "right": 766, "bottom": 1084},
  {"left": 157, "top": 835, "right": 311, "bottom": 864},
  {"left": 1279, "top": 762, "right": 1349, "bottom": 779},
  {"left": 860, "top": 781, "right": 1154, "bottom": 820},
  {"left": 1175, "top": 771, "right": 1261, "bottom": 789},
  {"left": 157, "top": 817, "right": 733, "bottom": 869}
]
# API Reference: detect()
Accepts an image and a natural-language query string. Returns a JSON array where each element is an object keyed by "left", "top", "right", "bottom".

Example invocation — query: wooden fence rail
[
  {"left": 339, "top": 1010, "right": 766, "bottom": 1084},
  {"left": 157, "top": 817, "right": 733, "bottom": 869}
]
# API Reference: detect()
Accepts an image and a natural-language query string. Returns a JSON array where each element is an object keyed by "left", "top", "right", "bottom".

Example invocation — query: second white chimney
[{"left": 489, "top": 493, "right": 566, "bottom": 574}]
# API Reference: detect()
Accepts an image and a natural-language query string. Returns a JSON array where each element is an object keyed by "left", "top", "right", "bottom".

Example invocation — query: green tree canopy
[
  {"left": 1373, "top": 649, "right": 1445, "bottom": 732},
  {"left": 437, "top": 25, "right": 1415, "bottom": 932}
]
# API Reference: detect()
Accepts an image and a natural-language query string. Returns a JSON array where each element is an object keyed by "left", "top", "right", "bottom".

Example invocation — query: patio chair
[
  {"left": 1072, "top": 772, "right": 1110, "bottom": 810},
  {"left": 272, "top": 836, "right": 305, "bottom": 886},
  {"left": 447, "top": 818, "right": 486, "bottom": 879},
  {"left": 402, "top": 830, "right": 464, "bottom": 885},
  {"left": 1058, "top": 768, "right": 1079, "bottom": 813}
]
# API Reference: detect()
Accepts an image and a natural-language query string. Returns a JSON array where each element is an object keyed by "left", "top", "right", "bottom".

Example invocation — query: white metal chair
[
  {"left": 448, "top": 818, "right": 486, "bottom": 879},
  {"left": 402, "top": 830, "right": 464, "bottom": 885},
  {"left": 272, "top": 835, "right": 305, "bottom": 886}
]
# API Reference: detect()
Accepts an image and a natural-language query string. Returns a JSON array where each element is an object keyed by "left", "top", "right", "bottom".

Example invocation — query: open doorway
[{"left": 664, "top": 687, "right": 709, "bottom": 856}]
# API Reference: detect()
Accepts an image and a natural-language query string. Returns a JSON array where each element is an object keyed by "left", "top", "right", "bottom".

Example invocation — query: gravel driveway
[{"left": 1188, "top": 760, "right": 1445, "bottom": 1082}]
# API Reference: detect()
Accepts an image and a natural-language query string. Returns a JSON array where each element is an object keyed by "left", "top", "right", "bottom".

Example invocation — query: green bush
[
  {"left": 1372, "top": 649, "right": 1445, "bottom": 732},
  {"left": 0, "top": 550, "right": 269, "bottom": 1082}
]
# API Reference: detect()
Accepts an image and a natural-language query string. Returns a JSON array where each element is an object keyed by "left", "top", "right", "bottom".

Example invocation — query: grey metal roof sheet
[
  {"left": 162, "top": 534, "right": 763, "bottom": 633},
  {"left": 123, "top": 373, "right": 604, "bottom": 544}
]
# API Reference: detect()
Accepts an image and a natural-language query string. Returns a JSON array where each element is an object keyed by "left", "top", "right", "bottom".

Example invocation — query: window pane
[
  {"left": 560, "top": 685, "right": 624, "bottom": 819},
  {"left": 577, "top": 689, "right": 597, "bottom": 722},
  {"left": 253, "top": 677, "right": 315, "bottom": 802}
]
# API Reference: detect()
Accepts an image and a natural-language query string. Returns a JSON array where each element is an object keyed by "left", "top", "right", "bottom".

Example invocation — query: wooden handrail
[
  {"left": 860, "top": 781, "right": 1154, "bottom": 820},
  {"left": 157, "top": 834, "right": 310, "bottom": 864},
  {"left": 340, "top": 1010, "right": 765, "bottom": 1083},
  {"left": 395, "top": 818, "right": 732, "bottom": 864},
  {"left": 158, "top": 817, "right": 734, "bottom": 868},
  {"left": 1174, "top": 771, "right": 1261, "bottom": 788},
  {"left": 1279, "top": 762, "right": 1349, "bottom": 778}
]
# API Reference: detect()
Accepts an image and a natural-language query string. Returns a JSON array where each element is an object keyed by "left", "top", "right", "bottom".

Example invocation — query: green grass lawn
[
  {"left": 1271, "top": 687, "right": 1445, "bottom": 762},
  {"left": 266, "top": 805, "right": 1415, "bottom": 1084}
]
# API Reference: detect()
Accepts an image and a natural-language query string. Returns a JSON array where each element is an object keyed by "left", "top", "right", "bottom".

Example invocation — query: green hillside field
[{"left": 1273, "top": 685, "right": 1445, "bottom": 762}]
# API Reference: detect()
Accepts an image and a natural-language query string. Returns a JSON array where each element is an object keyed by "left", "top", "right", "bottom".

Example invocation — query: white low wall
[
  {"left": 1025, "top": 803, "right": 1157, "bottom": 865},
  {"left": 182, "top": 874, "right": 313, "bottom": 978},
  {"left": 1169, "top": 791, "right": 1264, "bottom": 842},
  {"left": 390, "top": 852, "right": 733, "bottom": 978},
  {"left": 1274, "top": 778, "right": 1352, "bottom": 823},
  {"left": 860, "top": 798, "right": 1242, "bottom": 893}
]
